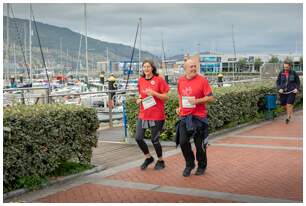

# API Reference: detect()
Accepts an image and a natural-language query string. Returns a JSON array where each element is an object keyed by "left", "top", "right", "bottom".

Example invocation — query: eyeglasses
[{"left": 190, "top": 65, "right": 197, "bottom": 68}]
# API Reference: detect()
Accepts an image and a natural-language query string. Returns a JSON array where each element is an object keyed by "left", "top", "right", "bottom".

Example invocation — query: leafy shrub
[
  {"left": 3, "top": 104, "right": 99, "bottom": 192},
  {"left": 126, "top": 81, "right": 303, "bottom": 140}
]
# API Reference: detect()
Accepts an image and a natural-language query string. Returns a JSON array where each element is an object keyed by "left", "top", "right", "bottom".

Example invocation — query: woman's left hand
[{"left": 145, "top": 88, "right": 156, "bottom": 96}]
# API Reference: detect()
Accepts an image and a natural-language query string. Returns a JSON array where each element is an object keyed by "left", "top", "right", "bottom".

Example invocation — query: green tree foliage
[
  {"left": 254, "top": 57, "right": 263, "bottom": 71},
  {"left": 237, "top": 58, "right": 247, "bottom": 71},
  {"left": 268, "top": 55, "right": 280, "bottom": 63}
]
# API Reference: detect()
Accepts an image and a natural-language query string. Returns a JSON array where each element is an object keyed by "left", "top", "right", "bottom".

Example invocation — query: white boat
[
  {"left": 97, "top": 112, "right": 123, "bottom": 122},
  {"left": 80, "top": 93, "right": 108, "bottom": 107}
]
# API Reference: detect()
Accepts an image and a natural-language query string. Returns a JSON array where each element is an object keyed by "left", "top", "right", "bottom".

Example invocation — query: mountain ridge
[{"left": 3, "top": 15, "right": 159, "bottom": 67}]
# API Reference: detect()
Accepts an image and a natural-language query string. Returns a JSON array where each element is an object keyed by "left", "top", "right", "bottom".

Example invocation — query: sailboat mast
[
  {"left": 60, "top": 37, "right": 62, "bottom": 75},
  {"left": 161, "top": 32, "right": 167, "bottom": 74},
  {"left": 106, "top": 47, "right": 109, "bottom": 74},
  {"left": 14, "top": 44, "right": 17, "bottom": 76},
  {"left": 231, "top": 24, "right": 236, "bottom": 59},
  {"left": 29, "top": 4, "right": 33, "bottom": 83},
  {"left": 24, "top": 22, "right": 27, "bottom": 71},
  {"left": 66, "top": 48, "right": 69, "bottom": 71},
  {"left": 138, "top": 17, "right": 142, "bottom": 76},
  {"left": 6, "top": 4, "right": 10, "bottom": 81},
  {"left": 77, "top": 33, "right": 82, "bottom": 78},
  {"left": 231, "top": 24, "right": 236, "bottom": 76},
  {"left": 84, "top": 3, "right": 88, "bottom": 82}
]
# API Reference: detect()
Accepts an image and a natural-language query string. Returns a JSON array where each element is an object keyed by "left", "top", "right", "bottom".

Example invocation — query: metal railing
[
  {"left": 3, "top": 77, "right": 270, "bottom": 128},
  {"left": 3, "top": 87, "right": 138, "bottom": 128}
]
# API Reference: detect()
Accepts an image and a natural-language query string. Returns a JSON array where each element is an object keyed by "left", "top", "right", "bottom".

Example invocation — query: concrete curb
[{"left": 3, "top": 165, "right": 106, "bottom": 201}]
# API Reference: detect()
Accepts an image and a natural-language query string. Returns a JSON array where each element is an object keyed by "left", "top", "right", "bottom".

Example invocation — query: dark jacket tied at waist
[{"left": 175, "top": 115, "right": 208, "bottom": 147}]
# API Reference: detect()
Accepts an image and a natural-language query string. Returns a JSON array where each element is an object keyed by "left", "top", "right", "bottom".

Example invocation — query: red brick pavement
[
  {"left": 215, "top": 137, "right": 302, "bottom": 147},
  {"left": 35, "top": 111, "right": 303, "bottom": 203},
  {"left": 38, "top": 183, "right": 234, "bottom": 203},
  {"left": 107, "top": 146, "right": 302, "bottom": 201},
  {"left": 238, "top": 112, "right": 302, "bottom": 137}
]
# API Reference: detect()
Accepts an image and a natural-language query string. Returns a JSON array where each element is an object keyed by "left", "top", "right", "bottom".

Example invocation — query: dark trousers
[
  {"left": 279, "top": 93, "right": 296, "bottom": 106},
  {"left": 135, "top": 119, "right": 164, "bottom": 158},
  {"left": 179, "top": 120, "right": 208, "bottom": 168}
]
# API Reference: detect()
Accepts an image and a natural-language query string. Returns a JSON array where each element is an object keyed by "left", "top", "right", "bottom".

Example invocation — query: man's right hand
[
  {"left": 278, "top": 89, "right": 284, "bottom": 94},
  {"left": 136, "top": 98, "right": 142, "bottom": 105},
  {"left": 176, "top": 108, "right": 180, "bottom": 115},
  {"left": 136, "top": 95, "right": 142, "bottom": 105}
]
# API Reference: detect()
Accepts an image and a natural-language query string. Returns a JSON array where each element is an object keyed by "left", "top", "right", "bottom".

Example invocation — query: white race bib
[
  {"left": 142, "top": 96, "right": 156, "bottom": 110},
  {"left": 182, "top": 96, "right": 196, "bottom": 108}
]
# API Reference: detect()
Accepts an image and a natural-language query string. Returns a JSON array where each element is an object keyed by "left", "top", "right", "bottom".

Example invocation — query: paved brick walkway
[{"left": 9, "top": 111, "right": 303, "bottom": 203}]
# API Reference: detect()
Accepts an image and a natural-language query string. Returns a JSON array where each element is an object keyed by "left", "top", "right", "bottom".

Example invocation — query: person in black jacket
[{"left": 276, "top": 60, "right": 300, "bottom": 124}]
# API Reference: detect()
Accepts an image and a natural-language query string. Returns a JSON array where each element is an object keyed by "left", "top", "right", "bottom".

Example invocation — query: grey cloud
[{"left": 5, "top": 3, "right": 302, "bottom": 56}]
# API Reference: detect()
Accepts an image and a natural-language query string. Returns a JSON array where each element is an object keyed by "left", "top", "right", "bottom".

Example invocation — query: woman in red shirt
[{"left": 135, "top": 59, "right": 170, "bottom": 170}]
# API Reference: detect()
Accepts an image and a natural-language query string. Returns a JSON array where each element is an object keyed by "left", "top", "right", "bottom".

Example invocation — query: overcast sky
[{"left": 4, "top": 3, "right": 303, "bottom": 57}]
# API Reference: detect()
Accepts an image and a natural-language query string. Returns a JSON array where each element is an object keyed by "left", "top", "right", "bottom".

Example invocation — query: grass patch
[
  {"left": 6, "top": 161, "right": 93, "bottom": 193},
  {"left": 15, "top": 175, "right": 48, "bottom": 191},
  {"left": 48, "top": 161, "right": 93, "bottom": 177}
]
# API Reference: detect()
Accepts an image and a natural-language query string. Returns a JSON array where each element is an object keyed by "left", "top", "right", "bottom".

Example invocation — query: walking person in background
[
  {"left": 135, "top": 59, "right": 170, "bottom": 170},
  {"left": 175, "top": 59, "right": 214, "bottom": 177},
  {"left": 276, "top": 60, "right": 300, "bottom": 124}
]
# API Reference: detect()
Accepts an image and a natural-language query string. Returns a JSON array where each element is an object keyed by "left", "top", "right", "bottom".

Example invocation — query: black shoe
[
  {"left": 140, "top": 156, "right": 154, "bottom": 170},
  {"left": 286, "top": 118, "right": 290, "bottom": 124},
  {"left": 195, "top": 167, "right": 206, "bottom": 176},
  {"left": 182, "top": 164, "right": 195, "bottom": 177},
  {"left": 154, "top": 160, "right": 165, "bottom": 170}
]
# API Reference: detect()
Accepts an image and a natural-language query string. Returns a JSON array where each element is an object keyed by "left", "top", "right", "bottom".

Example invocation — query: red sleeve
[
  {"left": 177, "top": 77, "right": 182, "bottom": 95},
  {"left": 159, "top": 77, "right": 170, "bottom": 94},
  {"left": 203, "top": 78, "right": 213, "bottom": 96}
]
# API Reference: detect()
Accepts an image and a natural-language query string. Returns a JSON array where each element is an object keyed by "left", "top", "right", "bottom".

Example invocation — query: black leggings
[{"left": 135, "top": 119, "right": 164, "bottom": 158}]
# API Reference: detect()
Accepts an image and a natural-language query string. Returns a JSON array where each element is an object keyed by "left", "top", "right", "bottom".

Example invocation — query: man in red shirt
[{"left": 176, "top": 59, "right": 214, "bottom": 177}]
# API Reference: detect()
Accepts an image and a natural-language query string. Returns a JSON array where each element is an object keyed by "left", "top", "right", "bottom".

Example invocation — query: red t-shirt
[
  {"left": 178, "top": 74, "right": 213, "bottom": 118},
  {"left": 283, "top": 70, "right": 289, "bottom": 78},
  {"left": 138, "top": 75, "right": 170, "bottom": 120}
]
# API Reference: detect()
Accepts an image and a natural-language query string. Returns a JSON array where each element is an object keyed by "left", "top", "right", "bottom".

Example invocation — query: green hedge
[
  {"left": 126, "top": 81, "right": 303, "bottom": 141},
  {"left": 4, "top": 104, "right": 99, "bottom": 192}
]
